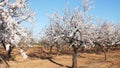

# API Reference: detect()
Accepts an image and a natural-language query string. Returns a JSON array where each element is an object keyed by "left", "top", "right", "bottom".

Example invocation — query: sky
[{"left": 26, "top": 0, "right": 120, "bottom": 39}]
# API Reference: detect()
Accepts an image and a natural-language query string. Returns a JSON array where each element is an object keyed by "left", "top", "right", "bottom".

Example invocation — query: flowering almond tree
[
  {"left": 0, "top": 0, "right": 33, "bottom": 59},
  {"left": 44, "top": 12, "right": 65, "bottom": 55},
  {"left": 113, "top": 23, "right": 120, "bottom": 47},
  {"left": 91, "top": 20, "right": 115, "bottom": 60}
]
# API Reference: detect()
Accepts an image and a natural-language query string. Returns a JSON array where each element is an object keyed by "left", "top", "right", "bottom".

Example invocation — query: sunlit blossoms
[{"left": 0, "top": 0, "right": 34, "bottom": 58}]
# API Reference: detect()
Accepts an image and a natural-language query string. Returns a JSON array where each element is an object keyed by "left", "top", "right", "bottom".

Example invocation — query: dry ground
[{"left": 0, "top": 47, "right": 120, "bottom": 68}]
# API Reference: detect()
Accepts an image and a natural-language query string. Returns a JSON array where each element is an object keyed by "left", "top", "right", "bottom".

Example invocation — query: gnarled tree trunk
[
  {"left": 7, "top": 46, "right": 14, "bottom": 59},
  {"left": 72, "top": 46, "right": 78, "bottom": 68},
  {"left": 50, "top": 46, "right": 53, "bottom": 54},
  {"left": 1, "top": 41, "right": 14, "bottom": 59},
  {"left": 56, "top": 45, "right": 61, "bottom": 56}
]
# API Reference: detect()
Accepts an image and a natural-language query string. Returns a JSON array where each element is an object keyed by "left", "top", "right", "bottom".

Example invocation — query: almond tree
[
  {"left": 44, "top": 23, "right": 55, "bottom": 54},
  {"left": 0, "top": 0, "right": 33, "bottom": 60},
  {"left": 44, "top": 13, "right": 64, "bottom": 55},
  {"left": 91, "top": 20, "right": 115, "bottom": 60},
  {"left": 113, "top": 23, "right": 120, "bottom": 47},
  {"left": 62, "top": 9, "right": 94, "bottom": 68}
]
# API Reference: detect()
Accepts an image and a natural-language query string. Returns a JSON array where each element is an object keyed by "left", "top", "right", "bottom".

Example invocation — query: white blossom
[
  {"left": 6, "top": 44, "right": 11, "bottom": 51},
  {"left": 20, "top": 49, "right": 28, "bottom": 59},
  {"left": 0, "top": 0, "right": 34, "bottom": 59}
]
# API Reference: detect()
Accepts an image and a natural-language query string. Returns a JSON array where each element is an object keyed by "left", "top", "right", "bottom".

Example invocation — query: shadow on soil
[
  {"left": 44, "top": 57, "right": 72, "bottom": 68},
  {"left": 28, "top": 52, "right": 72, "bottom": 68},
  {"left": 27, "top": 48, "right": 72, "bottom": 68}
]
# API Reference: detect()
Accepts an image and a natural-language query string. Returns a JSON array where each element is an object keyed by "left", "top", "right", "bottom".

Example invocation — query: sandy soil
[{"left": 0, "top": 47, "right": 120, "bottom": 68}]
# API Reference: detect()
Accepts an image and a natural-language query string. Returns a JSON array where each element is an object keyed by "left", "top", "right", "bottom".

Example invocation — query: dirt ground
[{"left": 0, "top": 47, "right": 120, "bottom": 68}]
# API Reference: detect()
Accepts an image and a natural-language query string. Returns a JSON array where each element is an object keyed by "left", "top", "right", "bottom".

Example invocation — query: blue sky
[{"left": 27, "top": 0, "right": 120, "bottom": 39}]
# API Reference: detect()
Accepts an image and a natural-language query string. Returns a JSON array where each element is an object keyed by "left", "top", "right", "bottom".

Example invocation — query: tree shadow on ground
[
  {"left": 27, "top": 47, "right": 71, "bottom": 67},
  {"left": 42, "top": 57, "right": 72, "bottom": 68},
  {"left": 28, "top": 52, "right": 72, "bottom": 68}
]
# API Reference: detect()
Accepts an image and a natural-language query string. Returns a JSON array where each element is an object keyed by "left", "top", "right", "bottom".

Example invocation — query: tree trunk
[
  {"left": 1, "top": 40, "right": 6, "bottom": 50},
  {"left": 57, "top": 45, "right": 60, "bottom": 56},
  {"left": 7, "top": 46, "right": 15, "bottom": 60},
  {"left": 101, "top": 47, "right": 107, "bottom": 61},
  {"left": 99, "top": 44, "right": 107, "bottom": 61},
  {"left": 72, "top": 46, "right": 78, "bottom": 68},
  {"left": 50, "top": 46, "right": 53, "bottom": 54},
  {"left": 1, "top": 41, "right": 13, "bottom": 59},
  {"left": 7, "top": 46, "right": 12, "bottom": 59}
]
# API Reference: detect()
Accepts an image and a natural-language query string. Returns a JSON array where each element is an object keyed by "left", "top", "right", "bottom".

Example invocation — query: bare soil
[{"left": 0, "top": 47, "right": 120, "bottom": 68}]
